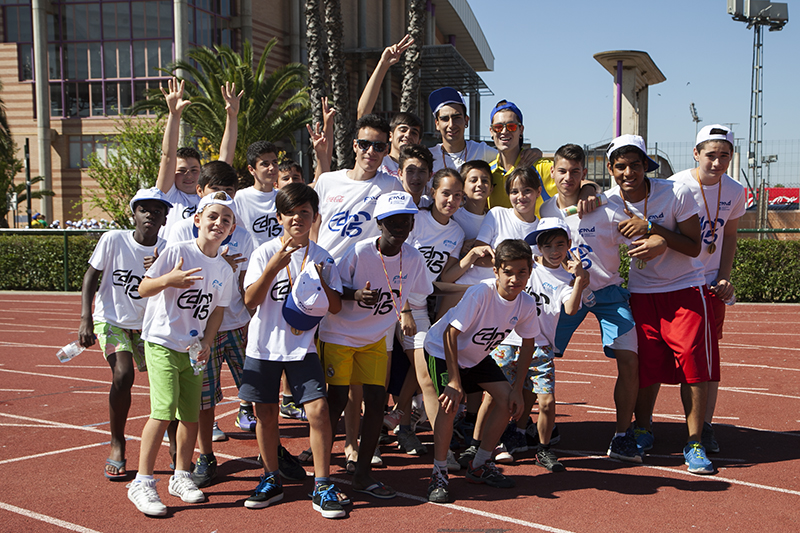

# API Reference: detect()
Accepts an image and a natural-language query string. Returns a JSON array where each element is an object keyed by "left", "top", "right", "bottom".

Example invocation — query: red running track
[{"left": 0, "top": 292, "right": 798, "bottom": 532}]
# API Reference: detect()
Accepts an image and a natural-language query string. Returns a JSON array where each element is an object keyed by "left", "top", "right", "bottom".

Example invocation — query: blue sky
[{"left": 471, "top": 0, "right": 798, "bottom": 161}]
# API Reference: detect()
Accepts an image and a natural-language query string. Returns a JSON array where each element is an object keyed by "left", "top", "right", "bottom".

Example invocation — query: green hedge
[
  {"left": 618, "top": 239, "right": 800, "bottom": 303},
  {"left": 0, "top": 233, "right": 102, "bottom": 291}
]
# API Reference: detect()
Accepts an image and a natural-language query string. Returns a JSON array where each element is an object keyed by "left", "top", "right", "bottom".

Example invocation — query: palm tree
[
  {"left": 305, "top": 0, "right": 326, "bottom": 126},
  {"left": 0, "top": 79, "right": 28, "bottom": 228},
  {"left": 401, "top": 0, "right": 426, "bottom": 115},
  {"left": 323, "top": 0, "right": 353, "bottom": 169},
  {"left": 132, "top": 40, "right": 311, "bottom": 184}
]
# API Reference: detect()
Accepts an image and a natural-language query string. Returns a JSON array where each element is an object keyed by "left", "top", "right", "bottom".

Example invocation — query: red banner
[{"left": 745, "top": 187, "right": 799, "bottom": 210}]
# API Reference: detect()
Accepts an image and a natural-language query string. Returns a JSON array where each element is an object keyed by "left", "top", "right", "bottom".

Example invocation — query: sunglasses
[
  {"left": 490, "top": 122, "right": 520, "bottom": 133},
  {"left": 355, "top": 139, "right": 389, "bottom": 153}
]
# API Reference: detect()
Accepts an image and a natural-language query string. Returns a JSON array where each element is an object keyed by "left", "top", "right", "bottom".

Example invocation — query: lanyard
[
  {"left": 377, "top": 238, "right": 403, "bottom": 322},
  {"left": 442, "top": 143, "right": 468, "bottom": 169},
  {"left": 622, "top": 179, "right": 649, "bottom": 270},
  {"left": 283, "top": 238, "right": 309, "bottom": 288},
  {"left": 693, "top": 169, "right": 721, "bottom": 254}
]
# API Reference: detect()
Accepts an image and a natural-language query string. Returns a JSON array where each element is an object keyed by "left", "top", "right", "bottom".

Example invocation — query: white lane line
[
  {"left": 721, "top": 342, "right": 800, "bottom": 353},
  {"left": 37, "top": 365, "right": 108, "bottom": 369},
  {"left": 0, "top": 502, "right": 102, "bottom": 533},
  {"left": 0, "top": 441, "right": 110, "bottom": 466},
  {"left": 722, "top": 362, "right": 800, "bottom": 372},
  {"left": 0, "top": 368, "right": 149, "bottom": 389},
  {"left": 71, "top": 391, "right": 150, "bottom": 396},
  {"left": 0, "top": 389, "right": 34, "bottom": 392},
  {"left": 560, "top": 449, "right": 800, "bottom": 497}
]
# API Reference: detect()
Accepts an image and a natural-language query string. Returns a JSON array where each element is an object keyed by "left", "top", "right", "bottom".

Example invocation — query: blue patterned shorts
[{"left": 490, "top": 344, "right": 555, "bottom": 394}]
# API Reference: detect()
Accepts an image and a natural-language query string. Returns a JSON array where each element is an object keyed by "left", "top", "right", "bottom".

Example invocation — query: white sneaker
[
  {"left": 128, "top": 480, "right": 167, "bottom": 516},
  {"left": 446, "top": 449, "right": 461, "bottom": 472},
  {"left": 371, "top": 448, "right": 383, "bottom": 467},
  {"left": 494, "top": 443, "right": 514, "bottom": 464},
  {"left": 168, "top": 473, "right": 205, "bottom": 503},
  {"left": 383, "top": 409, "right": 403, "bottom": 431}
]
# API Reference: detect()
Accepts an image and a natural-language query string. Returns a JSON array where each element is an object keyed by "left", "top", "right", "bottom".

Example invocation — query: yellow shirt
[{"left": 488, "top": 154, "right": 556, "bottom": 218}]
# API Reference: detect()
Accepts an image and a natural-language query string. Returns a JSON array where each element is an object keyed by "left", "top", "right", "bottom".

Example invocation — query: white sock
[
  {"left": 615, "top": 432, "right": 626, "bottom": 438},
  {"left": 134, "top": 473, "right": 154, "bottom": 484},
  {"left": 473, "top": 446, "right": 493, "bottom": 468},
  {"left": 173, "top": 469, "right": 191, "bottom": 478}
]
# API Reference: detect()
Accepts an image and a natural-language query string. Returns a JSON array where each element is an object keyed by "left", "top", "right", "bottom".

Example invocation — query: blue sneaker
[
  {"left": 236, "top": 404, "right": 257, "bottom": 432},
  {"left": 211, "top": 421, "right": 227, "bottom": 442},
  {"left": 683, "top": 441, "right": 714, "bottom": 475},
  {"left": 633, "top": 425, "right": 654, "bottom": 451},
  {"left": 245, "top": 474, "right": 284, "bottom": 509}
]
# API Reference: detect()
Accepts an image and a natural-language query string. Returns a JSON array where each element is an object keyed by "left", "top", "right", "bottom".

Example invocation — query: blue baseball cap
[
  {"left": 429, "top": 87, "right": 466, "bottom": 116},
  {"left": 490, "top": 100, "right": 523, "bottom": 125}
]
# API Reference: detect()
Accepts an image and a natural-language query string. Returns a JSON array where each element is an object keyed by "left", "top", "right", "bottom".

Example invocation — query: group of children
[{"left": 76, "top": 36, "right": 745, "bottom": 518}]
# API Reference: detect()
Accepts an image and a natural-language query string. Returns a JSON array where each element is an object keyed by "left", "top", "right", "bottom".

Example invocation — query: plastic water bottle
[
  {"left": 581, "top": 288, "right": 596, "bottom": 307},
  {"left": 56, "top": 341, "right": 85, "bottom": 363},
  {"left": 320, "top": 257, "right": 335, "bottom": 286},
  {"left": 710, "top": 282, "right": 736, "bottom": 306},
  {"left": 188, "top": 332, "right": 205, "bottom": 376},
  {"left": 562, "top": 193, "right": 607, "bottom": 217}
]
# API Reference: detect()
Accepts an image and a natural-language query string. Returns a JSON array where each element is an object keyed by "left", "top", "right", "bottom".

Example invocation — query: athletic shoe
[
  {"left": 454, "top": 417, "right": 475, "bottom": 446},
  {"left": 466, "top": 461, "right": 515, "bottom": 488},
  {"left": 127, "top": 480, "right": 167, "bottom": 517},
  {"left": 411, "top": 406, "right": 429, "bottom": 433},
  {"left": 235, "top": 404, "right": 257, "bottom": 432},
  {"left": 503, "top": 428, "right": 528, "bottom": 455},
  {"left": 312, "top": 484, "right": 346, "bottom": 519},
  {"left": 607, "top": 429, "right": 643, "bottom": 464},
  {"left": 494, "top": 443, "right": 514, "bottom": 464},
  {"left": 457, "top": 445, "right": 478, "bottom": 469},
  {"left": 168, "top": 473, "right": 205, "bottom": 503},
  {"left": 211, "top": 421, "right": 227, "bottom": 442},
  {"left": 396, "top": 430, "right": 427, "bottom": 455},
  {"left": 702, "top": 422, "right": 720, "bottom": 454},
  {"left": 278, "top": 445, "right": 307, "bottom": 481},
  {"left": 684, "top": 441, "right": 714, "bottom": 475},
  {"left": 279, "top": 401, "right": 307, "bottom": 421},
  {"left": 526, "top": 420, "right": 561, "bottom": 448},
  {"left": 427, "top": 466, "right": 450, "bottom": 503},
  {"left": 371, "top": 448, "right": 383, "bottom": 466},
  {"left": 191, "top": 453, "right": 218, "bottom": 488},
  {"left": 245, "top": 474, "right": 284, "bottom": 509},
  {"left": 535, "top": 448, "right": 566, "bottom": 472},
  {"left": 383, "top": 409, "right": 403, "bottom": 431},
  {"left": 633, "top": 425, "right": 654, "bottom": 451},
  {"left": 446, "top": 449, "right": 461, "bottom": 472}
]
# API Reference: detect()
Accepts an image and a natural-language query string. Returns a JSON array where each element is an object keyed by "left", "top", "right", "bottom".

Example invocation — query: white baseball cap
[
  {"left": 129, "top": 187, "right": 173, "bottom": 213},
  {"left": 374, "top": 191, "right": 418, "bottom": 221},
  {"left": 606, "top": 134, "right": 659, "bottom": 172},
  {"left": 282, "top": 261, "right": 330, "bottom": 331},
  {"left": 525, "top": 217, "right": 571, "bottom": 247},
  {"left": 197, "top": 191, "right": 237, "bottom": 221},
  {"left": 696, "top": 124, "right": 734, "bottom": 147}
]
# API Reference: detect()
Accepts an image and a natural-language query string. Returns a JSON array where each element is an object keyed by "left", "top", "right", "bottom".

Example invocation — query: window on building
[{"left": 69, "top": 134, "right": 116, "bottom": 168}]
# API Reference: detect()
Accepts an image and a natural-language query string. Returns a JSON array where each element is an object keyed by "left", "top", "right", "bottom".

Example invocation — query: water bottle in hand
[
  {"left": 582, "top": 288, "right": 596, "bottom": 308},
  {"left": 188, "top": 331, "right": 205, "bottom": 376},
  {"left": 56, "top": 341, "right": 85, "bottom": 363}
]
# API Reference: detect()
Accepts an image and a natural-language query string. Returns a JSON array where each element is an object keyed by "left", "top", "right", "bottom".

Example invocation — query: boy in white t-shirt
[
  {"left": 540, "top": 144, "right": 656, "bottom": 463},
  {"left": 424, "top": 239, "right": 541, "bottom": 504},
  {"left": 311, "top": 114, "right": 403, "bottom": 260},
  {"left": 318, "top": 192, "right": 431, "bottom": 500},
  {"left": 239, "top": 183, "right": 346, "bottom": 518},
  {"left": 128, "top": 192, "right": 237, "bottom": 516},
  {"left": 156, "top": 79, "right": 241, "bottom": 238},
  {"left": 234, "top": 141, "right": 284, "bottom": 247},
  {"left": 669, "top": 125, "right": 746, "bottom": 453},
  {"left": 78, "top": 187, "right": 170, "bottom": 480},
  {"left": 606, "top": 135, "right": 717, "bottom": 475}
]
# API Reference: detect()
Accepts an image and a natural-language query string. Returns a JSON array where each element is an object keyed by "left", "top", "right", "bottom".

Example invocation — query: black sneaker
[
  {"left": 427, "top": 467, "right": 450, "bottom": 503},
  {"left": 312, "top": 484, "right": 346, "bottom": 518},
  {"left": 191, "top": 453, "right": 218, "bottom": 488},
  {"left": 245, "top": 474, "right": 284, "bottom": 509},
  {"left": 466, "top": 460, "right": 515, "bottom": 488},
  {"left": 535, "top": 448, "right": 565, "bottom": 472},
  {"left": 607, "top": 428, "right": 643, "bottom": 464},
  {"left": 702, "top": 422, "right": 720, "bottom": 454},
  {"left": 278, "top": 445, "right": 307, "bottom": 481},
  {"left": 457, "top": 445, "right": 478, "bottom": 469}
]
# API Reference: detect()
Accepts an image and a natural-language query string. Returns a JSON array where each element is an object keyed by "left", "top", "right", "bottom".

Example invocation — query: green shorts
[
  {"left": 93, "top": 321, "right": 146, "bottom": 372},
  {"left": 144, "top": 341, "right": 203, "bottom": 423}
]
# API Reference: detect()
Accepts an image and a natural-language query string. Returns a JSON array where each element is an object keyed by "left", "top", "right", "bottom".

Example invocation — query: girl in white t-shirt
[{"left": 390, "top": 169, "right": 466, "bottom": 457}]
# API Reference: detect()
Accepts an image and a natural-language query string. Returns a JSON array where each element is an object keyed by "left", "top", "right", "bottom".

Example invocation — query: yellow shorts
[{"left": 318, "top": 338, "right": 387, "bottom": 387}]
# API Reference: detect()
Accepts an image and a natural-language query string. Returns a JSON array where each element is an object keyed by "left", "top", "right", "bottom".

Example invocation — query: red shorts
[
  {"left": 707, "top": 291, "right": 726, "bottom": 340},
  {"left": 630, "top": 286, "right": 720, "bottom": 388}
]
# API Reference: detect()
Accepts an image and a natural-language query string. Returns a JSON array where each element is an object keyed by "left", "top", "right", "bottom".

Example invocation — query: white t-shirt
[
  {"left": 606, "top": 178, "right": 705, "bottom": 293},
  {"left": 505, "top": 261, "right": 574, "bottom": 348},
  {"left": 424, "top": 279, "right": 540, "bottom": 369},
  {"left": 244, "top": 240, "right": 343, "bottom": 361},
  {"left": 314, "top": 169, "right": 403, "bottom": 260},
  {"left": 166, "top": 217, "right": 255, "bottom": 331},
  {"left": 458, "top": 207, "right": 538, "bottom": 285},
  {"left": 89, "top": 230, "right": 166, "bottom": 330},
  {"left": 233, "top": 187, "right": 283, "bottom": 247},
  {"left": 406, "top": 209, "right": 465, "bottom": 307},
  {"left": 670, "top": 170, "right": 747, "bottom": 285},
  {"left": 318, "top": 240, "right": 431, "bottom": 347},
  {"left": 379, "top": 155, "right": 399, "bottom": 178},
  {"left": 161, "top": 186, "right": 200, "bottom": 238},
  {"left": 430, "top": 141, "right": 497, "bottom": 173},
  {"left": 142, "top": 240, "right": 235, "bottom": 352},
  {"left": 540, "top": 195, "right": 630, "bottom": 292},
  {"left": 452, "top": 207, "right": 485, "bottom": 242}
]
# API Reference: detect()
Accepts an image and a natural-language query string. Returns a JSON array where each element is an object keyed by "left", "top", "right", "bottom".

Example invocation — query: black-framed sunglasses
[
  {"left": 355, "top": 139, "right": 389, "bottom": 153},
  {"left": 490, "top": 122, "right": 520, "bottom": 133}
]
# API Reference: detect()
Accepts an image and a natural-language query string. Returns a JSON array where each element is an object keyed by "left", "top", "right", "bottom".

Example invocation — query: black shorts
[
  {"left": 238, "top": 354, "right": 327, "bottom": 405},
  {"left": 425, "top": 351, "right": 506, "bottom": 395}
]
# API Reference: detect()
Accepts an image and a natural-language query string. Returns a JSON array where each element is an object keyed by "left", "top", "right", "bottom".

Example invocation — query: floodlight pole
[{"left": 749, "top": 24, "right": 768, "bottom": 239}]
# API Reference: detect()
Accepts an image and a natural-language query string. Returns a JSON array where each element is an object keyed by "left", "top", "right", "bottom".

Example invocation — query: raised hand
[
  {"left": 381, "top": 34, "right": 415, "bottom": 66},
  {"left": 221, "top": 81, "right": 244, "bottom": 116},
  {"left": 161, "top": 77, "right": 191, "bottom": 115}
]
